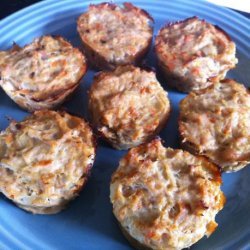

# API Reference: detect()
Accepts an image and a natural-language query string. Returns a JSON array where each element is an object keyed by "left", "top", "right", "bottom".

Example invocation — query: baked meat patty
[
  {"left": 179, "top": 79, "right": 250, "bottom": 172},
  {"left": 155, "top": 17, "right": 237, "bottom": 92},
  {"left": 0, "top": 110, "right": 95, "bottom": 214},
  {"left": 0, "top": 36, "right": 87, "bottom": 111},
  {"left": 77, "top": 2, "right": 153, "bottom": 70},
  {"left": 110, "top": 138, "right": 225, "bottom": 250},
  {"left": 88, "top": 65, "right": 170, "bottom": 150}
]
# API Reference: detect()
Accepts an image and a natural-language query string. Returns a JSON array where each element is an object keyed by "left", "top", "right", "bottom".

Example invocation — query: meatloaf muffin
[
  {"left": 110, "top": 138, "right": 225, "bottom": 250},
  {"left": 0, "top": 36, "right": 87, "bottom": 111},
  {"left": 0, "top": 110, "right": 95, "bottom": 214},
  {"left": 88, "top": 65, "right": 170, "bottom": 150},
  {"left": 77, "top": 2, "right": 153, "bottom": 70},
  {"left": 155, "top": 17, "right": 237, "bottom": 92},
  {"left": 179, "top": 79, "right": 250, "bottom": 172}
]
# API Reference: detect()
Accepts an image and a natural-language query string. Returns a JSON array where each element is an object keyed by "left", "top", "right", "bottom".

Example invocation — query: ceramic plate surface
[{"left": 0, "top": 0, "right": 249, "bottom": 249}]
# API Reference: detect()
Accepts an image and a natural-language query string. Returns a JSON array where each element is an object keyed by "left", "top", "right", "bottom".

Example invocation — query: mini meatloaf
[
  {"left": 0, "top": 36, "right": 87, "bottom": 111},
  {"left": 179, "top": 79, "right": 250, "bottom": 172},
  {"left": 0, "top": 110, "right": 95, "bottom": 214},
  {"left": 77, "top": 2, "right": 153, "bottom": 70},
  {"left": 88, "top": 65, "right": 170, "bottom": 150},
  {"left": 155, "top": 17, "right": 237, "bottom": 92},
  {"left": 110, "top": 138, "right": 225, "bottom": 250}
]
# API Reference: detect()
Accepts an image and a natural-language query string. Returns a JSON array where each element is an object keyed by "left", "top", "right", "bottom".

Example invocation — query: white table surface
[{"left": 206, "top": 0, "right": 250, "bottom": 13}]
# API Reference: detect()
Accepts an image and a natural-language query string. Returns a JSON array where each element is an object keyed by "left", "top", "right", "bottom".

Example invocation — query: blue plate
[{"left": 0, "top": 0, "right": 249, "bottom": 249}]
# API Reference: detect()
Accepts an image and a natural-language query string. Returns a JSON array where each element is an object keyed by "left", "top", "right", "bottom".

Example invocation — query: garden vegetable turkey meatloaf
[
  {"left": 0, "top": 36, "right": 87, "bottom": 111},
  {"left": 88, "top": 65, "right": 170, "bottom": 149},
  {"left": 0, "top": 110, "right": 96, "bottom": 214},
  {"left": 155, "top": 17, "right": 237, "bottom": 92},
  {"left": 77, "top": 2, "right": 153, "bottom": 70},
  {"left": 179, "top": 79, "right": 250, "bottom": 172},
  {"left": 110, "top": 139, "right": 225, "bottom": 250}
]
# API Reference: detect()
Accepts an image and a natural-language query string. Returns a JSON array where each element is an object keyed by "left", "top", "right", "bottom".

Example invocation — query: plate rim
[{"left": 0, "top": 0, "right": 249, "bottom": 249}]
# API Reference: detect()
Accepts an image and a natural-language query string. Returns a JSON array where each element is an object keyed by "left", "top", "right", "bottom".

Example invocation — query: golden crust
[
  {"left": 88, "top": 65, "right": 170, "bottom": 149},
  {"left": 0, "top": 36, "right": 87, "bottom": 111},
  {"left": 0, "top": 110, "right": 96, "bottom": 214},
  {"left": 110, "top": 139, "right": 225, "bottom": 250},
  {"left": 179, "top": 79, "right": 250, "bottom": 172},
  {"left": 155, "top": 17, "right": 237, "bottom": 92},
  {"left": 77, "top": 2, "right": 153, "bottom": 70}
]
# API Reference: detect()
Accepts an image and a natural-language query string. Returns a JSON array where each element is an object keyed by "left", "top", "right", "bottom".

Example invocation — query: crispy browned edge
[
  {"left": 4, "top": 110, "right": 97, "bottom": 214},
  {"left": 77, "top": 2, "right": 154, "bottom": 70},
  {"left": 178, "top": 83, "right": 250, "bottom": 172},
  {"left": 88, "top": 66, "right": 171, "bottom": 150},
  {"left": 97, "top": 104, "right": 170, "bottom": 150},
  {"left": 155, "top": 17, "right": 234, "bottom": 93},
  {"left": 118, "top": 222, "right": 152, "bottom": 250},
  {"left": 179, "top": 122, "right": 249, "bottom": 173},
  {"left": 161, "top": 16, "right": 231, "bottom": 43},
  {"left": 101, "top": 107, "right": 170, "bottom": 150},
  {"left": 0, "top": 35, "right": 87, "bottom": 112},
  {"left": 112, "top": 138, "right": 225, "bottom": 248},
  {"left": 15, "top": 80, "right": 80, "bottom": 112},
  {"left": 157, "top": 60, "right": 225, "bottom": 93}
]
